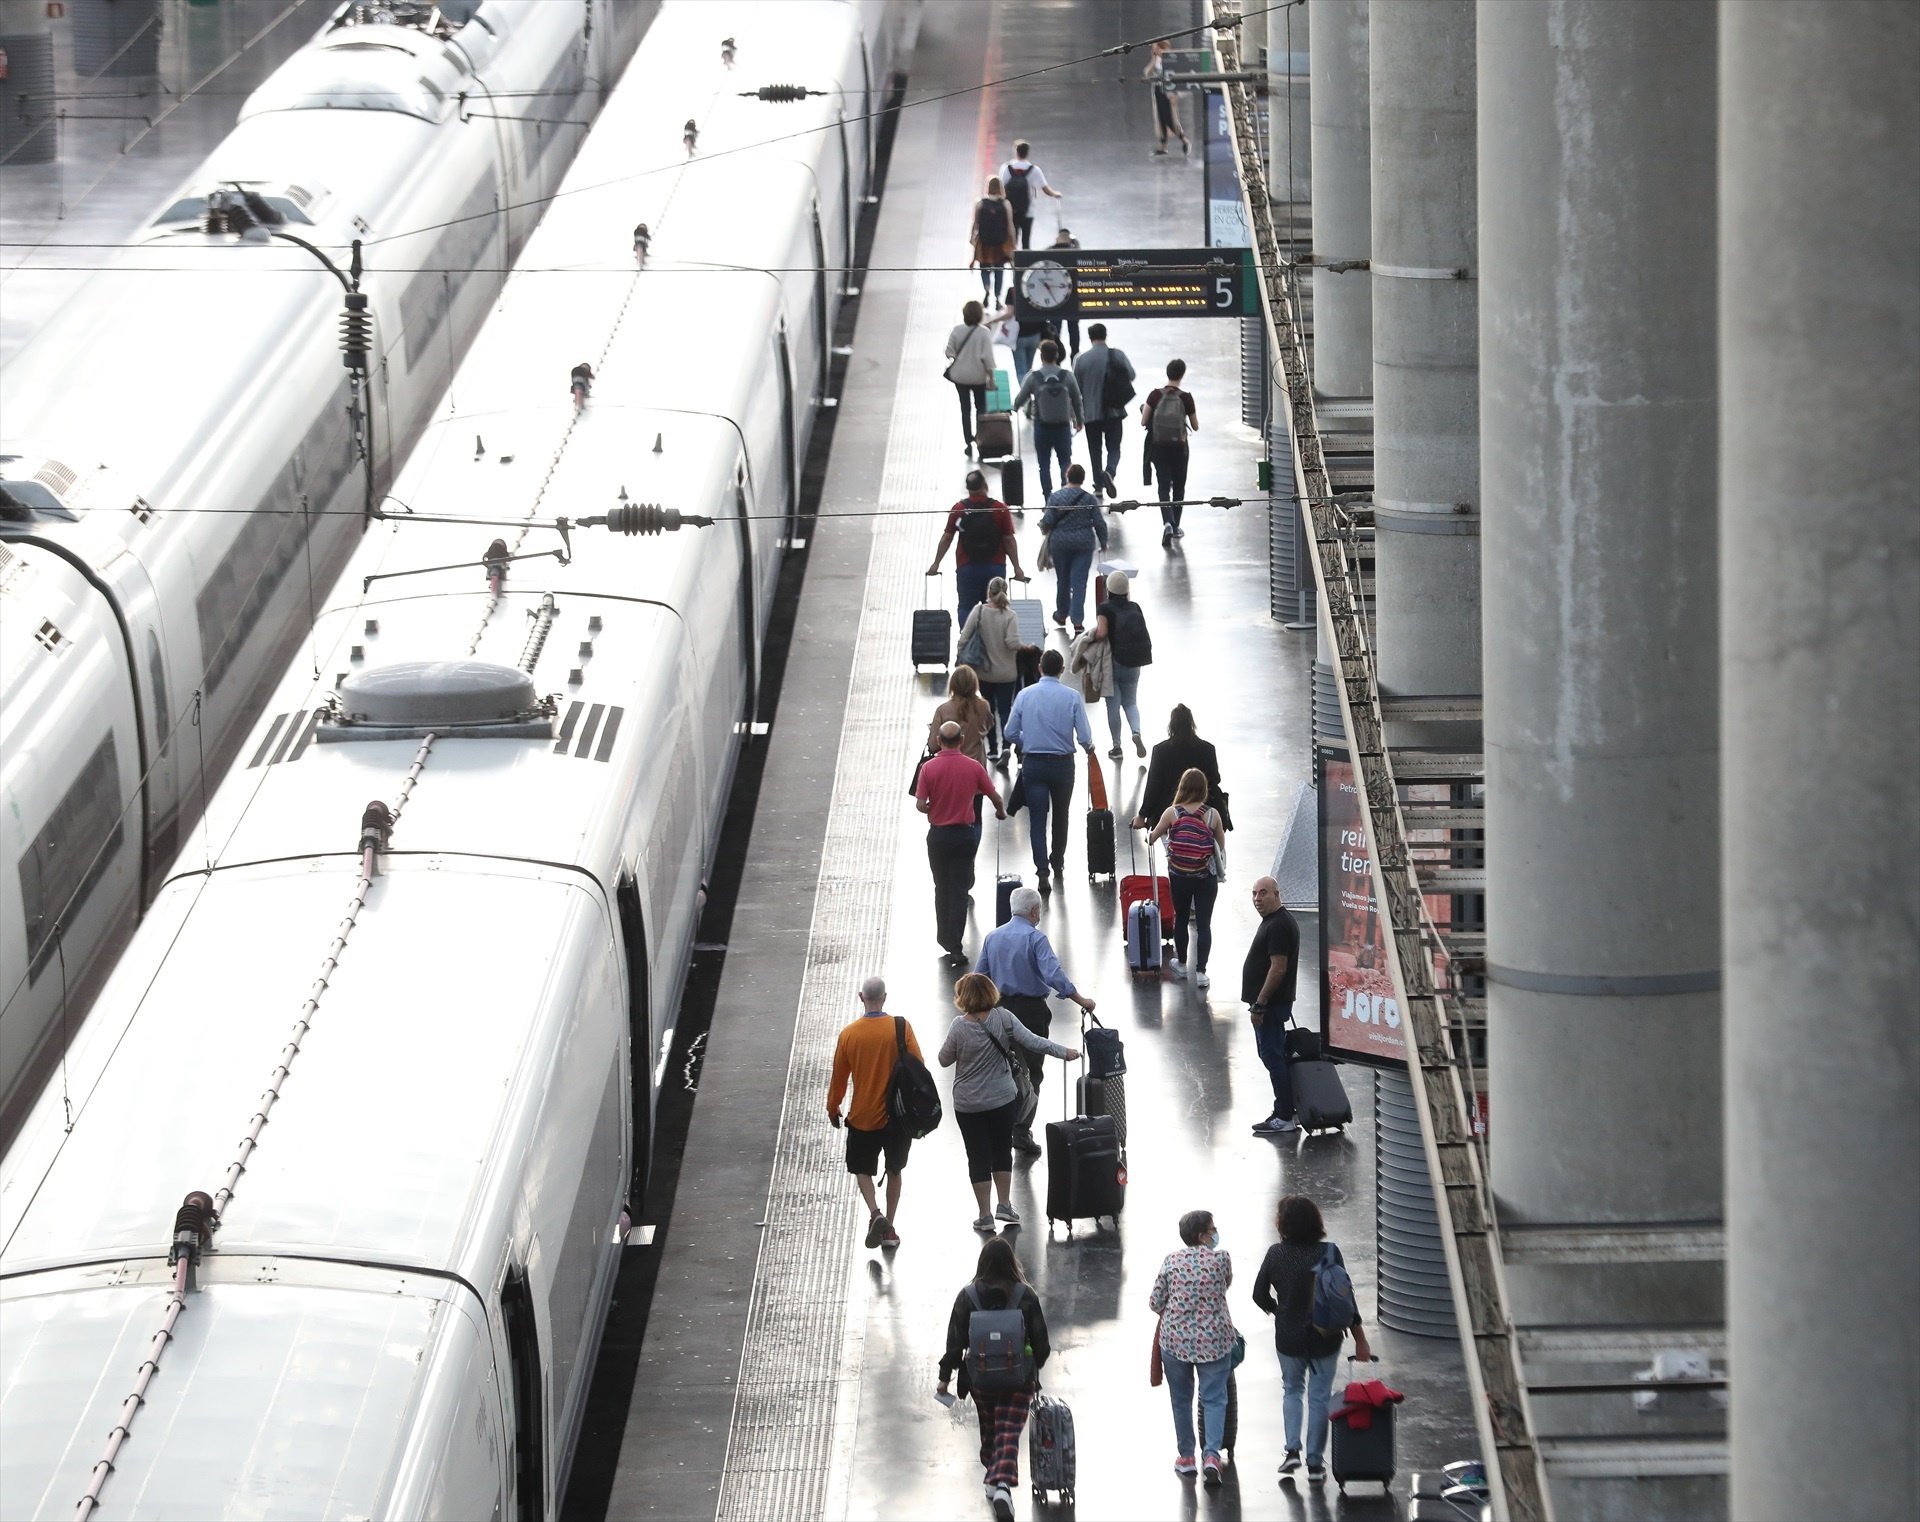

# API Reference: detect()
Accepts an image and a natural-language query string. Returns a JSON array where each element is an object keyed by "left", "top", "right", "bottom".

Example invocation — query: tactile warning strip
[{"left": 713, "top": 106, "right": 968, "bottom": 1522}]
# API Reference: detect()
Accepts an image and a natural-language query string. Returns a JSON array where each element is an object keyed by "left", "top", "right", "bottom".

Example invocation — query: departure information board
[{"left": 1011, "top": 247, "right": 1258, "bottom": 321}]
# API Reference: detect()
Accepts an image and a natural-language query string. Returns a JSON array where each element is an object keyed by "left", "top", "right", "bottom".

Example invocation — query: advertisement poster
[
  {"left": 1318, "top": 750, "right": 1405, "bottom": 1064},
  {"left": 1201, "top": 89, "right": 1249, "bottom": 249}
]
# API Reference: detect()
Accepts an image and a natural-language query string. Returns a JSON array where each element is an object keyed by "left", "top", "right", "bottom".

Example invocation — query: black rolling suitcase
[
  {"left": 1000, "top": 454, "right": 1025, "bottom": 508},
  {"left": 1045, "top": 1074, "right": 1125, "bottom": 1233},
  {"left": 1292, "top": 1060, "right": 1352, "bottom": 1132},
  {"left": 913, "top": 574, "right": 951, "bottom": 670},
  {"left": 1330, "top": 1360, "right": 1397, "bottom": 1493},
  {"left": 993, "top": 831, "right": 1021, "bottom": 926}
]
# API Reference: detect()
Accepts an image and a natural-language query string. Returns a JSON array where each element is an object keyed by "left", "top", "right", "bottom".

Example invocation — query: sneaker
[
  {"left": 1152, "top": 146, "right": 1170, "bottom": 156},
  {"left": 1162, "top": 526, "right": 1174, "bottom": 547},
  {"left": 1133, "top": 731, "right": 1147, "bottom": 757},
  {"left": 1168, "top": 958, "right": 1186, "bottom": 981},
  {"left": 994, "top": 1201, "right": 1021, "bottom": 1223},
  {"left": 1173, "top": 526, "right": 1186, "bottom": 539},
  {"left": 1108, "top": 745, "right": 1124, "bottom": 760},
  {"left": 1278, "top": 1450, "right": 1302, "bottom": 1479},
  {"left": 1071, "top": 621, "right": 1084, "bottom": 636},
  {"left": 1306, "top": 1463, "right": 1327, "bottom": 1485},
  {"left": 1203, "top": 1452, "right": 1223, "bottom": 1485},
  {"left": 972, "top": 1215, "right": 995, "bottom": 1234},
  {"left": 1252, "top": 1115, "right": 1301, "bottom": 1137},
  {"left": 990, "top": 1487, "right": 1014, "bottom": 1522},
  {"left": 880, "top": 1223, "right": 901, "bottom": 1248},
  {"left": 1181, "top": 136, "right": 1191, "bottom": 156},
  {"left": 864, "top": 1213, "right": 887, "bottom": 1249},
  {"left": 1195, "top": 970, "right": 1211, "bottom": 989},
  {"left": 1049, "top": 854, "right": 1065, "bottom": 877},
  {"left": 1012, "top": 1128, "right": 1042, "bottom": 1157},
  {"left": 1173, "top": 1455, "right": 1198, "bottom": 1478},
  {"left": 1053, "top": 612, "right": 1067, "bottom": 628},
  {"left": 1037, "top": 872, "right": 1052, "bottom": 893}
]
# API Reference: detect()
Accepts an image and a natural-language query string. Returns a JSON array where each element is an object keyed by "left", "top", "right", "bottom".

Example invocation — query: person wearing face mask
[{"left": 1148, "top": 1209, "right": 1238, "bottom": 1486}]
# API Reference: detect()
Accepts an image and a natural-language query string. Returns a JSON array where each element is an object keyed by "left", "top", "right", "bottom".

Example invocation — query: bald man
[
  {"left": 828, "top": 976, "right": 922, "bottom": 1249},
  {"left": 1245, "top": 876, "right": 1302, "bottom": 1136}
]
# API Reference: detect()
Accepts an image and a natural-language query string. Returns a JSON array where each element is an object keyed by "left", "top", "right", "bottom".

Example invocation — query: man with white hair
[
  {"left": 827, "top": 975, "right": 922, "bottom": 1248},
  {"left": 978, "top": 888, "right": 1097, "bottom": 1155}
]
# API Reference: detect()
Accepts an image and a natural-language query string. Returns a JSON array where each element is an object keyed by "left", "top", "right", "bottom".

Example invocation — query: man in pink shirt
[{"left": 916, "top": 720, "right": 1006, "bottom": 964}]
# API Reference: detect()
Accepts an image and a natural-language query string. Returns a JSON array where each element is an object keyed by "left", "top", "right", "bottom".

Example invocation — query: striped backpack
[{"left": 1166, "top": 806, "right": 1216, "bottom": 874}]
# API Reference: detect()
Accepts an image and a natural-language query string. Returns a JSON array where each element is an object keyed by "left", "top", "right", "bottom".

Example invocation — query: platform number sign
[{"left": 1011, "top": 247, "right": 1257, "bottom": 322}]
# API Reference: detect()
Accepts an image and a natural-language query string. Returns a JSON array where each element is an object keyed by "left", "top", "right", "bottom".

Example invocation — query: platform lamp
[{"left": 203, "top": 186, "right": 379, "bottom": 525}]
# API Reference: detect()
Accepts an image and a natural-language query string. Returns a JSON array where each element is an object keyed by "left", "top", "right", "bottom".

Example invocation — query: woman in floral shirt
[{"left": 1148, "top": 1209, "right": 1237, "bottom": 1484}]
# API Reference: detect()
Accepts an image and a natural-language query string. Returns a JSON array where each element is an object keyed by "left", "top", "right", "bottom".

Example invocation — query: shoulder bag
[
  {"left": 984, "top": 1022, "right": 1038, "bottom": 1129},
  {"left": 1037, "top": 532, "right": 1055, "bottom": 572}
]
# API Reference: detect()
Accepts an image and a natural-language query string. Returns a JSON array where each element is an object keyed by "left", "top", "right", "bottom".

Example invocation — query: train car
[
  {"left": 0, "top": 3, "right": 907, "bottom": 1517},
  {"left": 0, "top": 0, "right": 657, "bottom": 1118}
]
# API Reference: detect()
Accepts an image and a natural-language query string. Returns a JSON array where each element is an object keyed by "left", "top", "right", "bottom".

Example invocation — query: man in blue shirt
[
  {"left": 1004, "top": 647, "right": 1095, "bottom": 889},
  {"left": 979, "top": 887, "right": 1097, "bottom": 1154}
]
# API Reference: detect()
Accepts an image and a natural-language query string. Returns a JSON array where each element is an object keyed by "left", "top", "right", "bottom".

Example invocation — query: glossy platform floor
[
  {"left": 590, "top": 4, "right": 1480, "bottom": 1520},
  {"left": 0, "top": 0, "right": 335, "bottom": 364}
]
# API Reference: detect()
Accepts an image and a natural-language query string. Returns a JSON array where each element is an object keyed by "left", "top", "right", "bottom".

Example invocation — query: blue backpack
[{"left": 1310, "top": 1244, "right": 1359, "bottom": 1337}]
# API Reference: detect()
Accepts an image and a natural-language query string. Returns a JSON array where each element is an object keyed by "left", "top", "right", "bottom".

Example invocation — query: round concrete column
[
  {"left": 1267, "top": 0, "right": 1310, "bottom": 210},
  {"left": 1369, "top": 0, "right": 1478, "bottom": 717},
  {"left": 0, "top": 0, "right": 56, "bottom": 166},
  {"left": 1308, "top": 0, "right": 1369, "bottom": 398},
  {"left": 1721, "top": 7, "right": 1919, "bottom": 1517},
  {"left": 1480, "top": 2, "right": 1721, "bottom": 1240}
]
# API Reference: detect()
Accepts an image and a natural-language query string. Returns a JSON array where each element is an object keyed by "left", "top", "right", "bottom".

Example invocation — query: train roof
[{"left": 0, "top": 1258, "right": 492, "bottom": 1522}]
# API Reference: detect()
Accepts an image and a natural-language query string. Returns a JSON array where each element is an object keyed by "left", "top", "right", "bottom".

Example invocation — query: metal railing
[{"left": 1205, "top": 6, "right": 1552, "bottom": 1518}]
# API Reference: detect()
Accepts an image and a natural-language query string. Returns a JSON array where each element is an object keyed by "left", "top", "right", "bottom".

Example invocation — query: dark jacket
[
  {"left": 939, "top": 1278, "right": 1052, "bottom": 1398},
  {"left": 1141, "top": 734, "right": 1223, "bottom": 825},
  {"left": 1252, "top": 1240, "right": 1356, "bottom": 1359}
]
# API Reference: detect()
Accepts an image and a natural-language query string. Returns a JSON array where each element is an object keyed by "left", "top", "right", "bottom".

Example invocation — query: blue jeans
[
  {"left": 956, "top": 561, "right": 1003, "bottom": 634},
  {"left": 1014, "top": 333, "right": 1041, "bottom": 383},
  {"left": 1031, "top": 420, "right": 1073, "bottom": 497},
  {"left": 983, "top": 679, "right": 1016, "bottom": 753},
  {"left": 1104, "top": 662, "right": 1142, "bottom": 747},
  {"left": 1085, "top": 417, "right": 1124, "bottom": 493},
  {"left": 1254, "top": 1003, "right": 1294, "bottom": 1119},
  {"left": 1164, "top": 1352, "right": 1232, "bottom": 1459},
  {"left": 1016, "top": 752, "right": 1074, "bottom": 873},
  {"left": 1279, "top": 1350, "right": 1341, "bottom": 1462},
  {"left": 1052, "top": 546, "right": 1095, "bottom": 625}
]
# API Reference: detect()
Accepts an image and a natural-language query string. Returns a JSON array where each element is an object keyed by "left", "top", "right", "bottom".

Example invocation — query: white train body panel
[
  {"left": 1, "top": 3, "right": 908, "bottom": 1516},
  {"left": 0, "top": 0, "right": 658, "bottom": 1114}
]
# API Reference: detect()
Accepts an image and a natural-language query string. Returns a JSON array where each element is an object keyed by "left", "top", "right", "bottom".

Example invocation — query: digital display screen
[{"left": 1011, "top": 247, "right": 1258, "bottom": 321}]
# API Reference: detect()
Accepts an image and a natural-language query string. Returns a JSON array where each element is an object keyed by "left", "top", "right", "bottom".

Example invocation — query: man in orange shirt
[{"left": 828, "top": 975, "right": 922, "bottom": 1250}]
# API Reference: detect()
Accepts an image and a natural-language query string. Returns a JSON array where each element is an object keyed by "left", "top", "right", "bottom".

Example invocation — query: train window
[
  {"left": 501, "top": 1266, "right": 543, "bottom": 1522},
  {"left": 17, "top": 733, "right": 124, "bottom": 982},
  {"left": 0, "top": 479, "right": 77, "bottom": 522}
]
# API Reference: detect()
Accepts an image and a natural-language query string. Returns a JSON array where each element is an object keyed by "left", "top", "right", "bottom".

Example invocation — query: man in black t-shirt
[{"left": 1243, "top": 876, "right": 1301, "bottom": 1135}]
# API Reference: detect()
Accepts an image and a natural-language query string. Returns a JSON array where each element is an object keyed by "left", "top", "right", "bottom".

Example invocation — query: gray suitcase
[
  {"left": 1010, "top": 596, "right": 1047, "bottom": 645},
  {"left": 1028, "top": 1393, "right": 1076, "bottom": 1503}
]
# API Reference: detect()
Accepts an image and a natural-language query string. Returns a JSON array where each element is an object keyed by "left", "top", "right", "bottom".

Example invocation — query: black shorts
[{"left": 845, "top": 1122, "right": 911, "bottom": 1177}]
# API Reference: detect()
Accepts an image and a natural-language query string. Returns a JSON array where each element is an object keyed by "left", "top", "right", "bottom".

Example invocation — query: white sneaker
[
  {"left": 1168, "top": 959, "right": 1186, "bottom": 980},
  {"left": 1195, "top": 970, "right": 1211, "bottom": 989},
  {"left": 989, "top": 1486, "right": 1014, "bottom": 1522}
]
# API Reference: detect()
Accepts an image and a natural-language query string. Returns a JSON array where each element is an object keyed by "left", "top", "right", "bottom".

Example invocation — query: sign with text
[
  {"left": 1318, "top": 750, "right": 1404, "bottom": 1065},
  {"left": 1202, "top": 89, "right": 1249, "bottom": 249},
  {"left": 1011, "top": 246, "right": 1258, "bottom": 321}
]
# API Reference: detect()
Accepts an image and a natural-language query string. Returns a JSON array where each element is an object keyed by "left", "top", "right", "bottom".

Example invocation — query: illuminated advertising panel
[{"left": 1318, "top": 748, "right": 1405, "bottom": 1063}]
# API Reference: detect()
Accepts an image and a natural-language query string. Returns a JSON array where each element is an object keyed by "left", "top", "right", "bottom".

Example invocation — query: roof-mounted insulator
[
  {"left": 167, "top": 1191, "right": 214, "bottom": 1268},
  {"left": 683, "top": 118, "right": 699, "bottom": 155},
  {"left": 583, "top": 502, "right": 715, "bottom": 536},
  {"left": 360, "top": 799, "right": 394, "bottom": 877},
  {"left": 474, "top": 434, "right": 485, "bottom": 459},
  {"left": 721, "top": 36, "right": 736, "bottom": 67},
  {"left": 632, "top": 222, "right": 650, "bottom": 265},
  {"left": 652, "top": 433, "right": 664, "bottom": 454},
  {"left": 750, "top": 84, "right": 818, "bottom": 103},
  {"left": 484, "top": 537, "right": 511, "bottom": 594},
  {"left": 339, "top": 292, "right": 371, "bottom": 374}
]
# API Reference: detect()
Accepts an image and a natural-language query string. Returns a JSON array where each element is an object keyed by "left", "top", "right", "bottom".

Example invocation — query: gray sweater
[{"left": 939, "top": 1008, "right": 1074, "bottom": 1112}]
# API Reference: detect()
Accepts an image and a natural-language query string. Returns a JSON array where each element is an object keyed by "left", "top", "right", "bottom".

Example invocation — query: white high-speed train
[
  {"left": 0, "top": 0, "right": 654, "bottom": 1116},
  {"left": 0, "top": 2, "right": 906, "bottom": 1516}
]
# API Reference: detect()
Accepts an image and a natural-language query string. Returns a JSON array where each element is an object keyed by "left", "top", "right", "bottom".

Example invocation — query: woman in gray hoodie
[{"left": 939, "top": 971, "right": 1079, "bottom": 1233}]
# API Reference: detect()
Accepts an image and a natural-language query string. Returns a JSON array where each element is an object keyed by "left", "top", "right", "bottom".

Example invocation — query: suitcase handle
[{"left": 923, "top": 570, "right": 941, "bottom": 611}]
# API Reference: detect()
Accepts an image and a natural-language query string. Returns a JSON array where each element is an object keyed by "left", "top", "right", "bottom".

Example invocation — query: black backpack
[
  {"left": 975, "top": 196, "right": 1010, "bottom": 248},
  {"left": 959, "top": 504, "right": 1003, "bottom": 560},
  {"left": 965, "top": 1284, "right": 1036, "bottom": 1393},
  {"left": 1109, "top": 599, "right": 1153, "bottom": 667},
  {"left": 886, "top": 1017, "right": 943, "bottom": 1139},
  {"left": 1005, "top": 163, "right": 1034, "bottom": 216},
  {"left": 1102, "top": 355, "right": 1136, "bottom": 415}
]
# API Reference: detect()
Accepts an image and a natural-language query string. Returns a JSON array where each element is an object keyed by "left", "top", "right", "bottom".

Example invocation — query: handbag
[
  {"left": 943, "top": 359, "right": 958, "bottom": 383},
  {"left": 1036, "top": 532, "right": 1055, "bottom": 572},
  {"left": 908, "top": 749, "right": 932, "bottom": 797},
  {"left": 985, "top": 1023, "right": 1038, "bottom": 1129},
  {"left": 1210, "top": 785, "right": 1233, "bottom": 832},
  {"left": 1149, "top": 1312, "right": 1166, "bottom": 1387},
  {"left": 1229, "top": 1330, "right": 1247, "bottom": 1369},
  {"left": 957, "top": 619, "right": 987, "bottom": 671}
]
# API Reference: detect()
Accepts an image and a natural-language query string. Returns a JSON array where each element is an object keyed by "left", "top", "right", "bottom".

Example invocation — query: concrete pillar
[
  {"left": 1267, "top": 0, "right": 1310, "bottom": 214},
  {"left": 1308, "top": 0, "right": 1370, "bottom": 398},
  {"left": 0, "top": 0, "right": 57, "bottom": 166},
  {"left": 1721, "top": 7, "right": 1919, "bottom": 1518},
  {"left": 1369, "top": 0, "right": 1477, "bottom": 719},
  {"left": 1480, "top": 0, "right": 1720, "bottom": 1250}
]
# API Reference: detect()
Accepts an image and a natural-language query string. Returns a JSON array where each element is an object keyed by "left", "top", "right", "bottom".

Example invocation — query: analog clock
[{"left": 1020, "top": 259, "right": 1074, "bottom": 312}]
